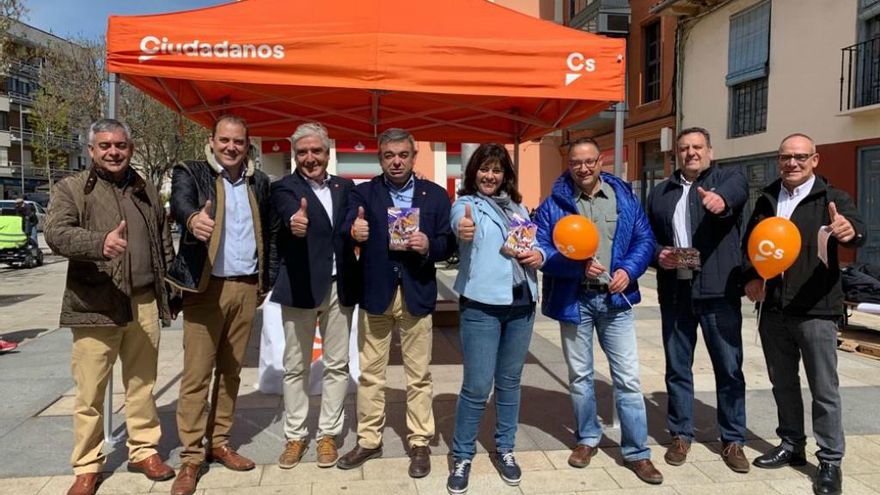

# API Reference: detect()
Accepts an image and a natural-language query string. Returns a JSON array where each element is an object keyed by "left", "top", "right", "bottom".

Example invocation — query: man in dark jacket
[
  {"left": 45, "top": 118, "right": 176, "bottom": 495},
  {"left": 271, "top": 122, "right": 360, "bottom": 470},
  {"left": 167, "top": 115, "right": 276, "bottom": 495},
  {"left": 645, "top": 127, "right": 750, "bottom": 472},
  {"left": 535, "top": 137, "right": 662, "bottom": 485},
  {"left": 14, "top": 197, "right": 38, "bottom": 245},
  {"left": 744, "top": 133, "right": 865, "bottom": 495},
  {"left": 336, "top": 128, "right": 455, "bottom": 478}
]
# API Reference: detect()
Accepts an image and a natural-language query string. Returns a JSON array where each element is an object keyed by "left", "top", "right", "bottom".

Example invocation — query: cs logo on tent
[{"left": 565, "top": 52, "right": 596, "bottom": 86}]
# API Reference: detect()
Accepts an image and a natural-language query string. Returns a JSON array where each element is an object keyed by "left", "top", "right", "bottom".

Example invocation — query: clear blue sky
[{"left": 23, "top": 0, "right": 225, "bottom": 41}]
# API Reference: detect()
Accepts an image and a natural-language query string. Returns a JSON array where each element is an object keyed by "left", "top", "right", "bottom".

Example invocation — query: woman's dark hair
[{"left": 458, "top": 143, "right": 522, "bottom": 203}]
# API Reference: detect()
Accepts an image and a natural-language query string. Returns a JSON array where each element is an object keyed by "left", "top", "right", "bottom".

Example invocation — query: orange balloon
[
  {"left": 747, "top": 216, "right": 802, "bottom": 279},
  {"left": 553, "top": 215, "right": 599, "bottom": 260}
]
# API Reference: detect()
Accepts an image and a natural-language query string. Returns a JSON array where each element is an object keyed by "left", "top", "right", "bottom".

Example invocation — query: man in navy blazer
[
  {"left": 270, "top": 123, "right": 361, "bottom": 470},
  {"left": 336, "top": 128, "right": 455, "bottom": 478}
]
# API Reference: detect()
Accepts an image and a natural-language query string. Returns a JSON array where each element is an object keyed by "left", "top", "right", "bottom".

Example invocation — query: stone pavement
[{"left": 2, "top": 256, "right": 880, "bottom": 494}]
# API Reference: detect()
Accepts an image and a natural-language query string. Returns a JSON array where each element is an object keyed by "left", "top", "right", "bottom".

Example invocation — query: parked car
[{"left": 0, "top": 200, "right": 46, "bottom": 232}]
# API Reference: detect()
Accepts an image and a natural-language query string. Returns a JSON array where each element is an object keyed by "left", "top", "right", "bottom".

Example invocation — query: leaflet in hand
[
  {"left": 500, "top": 213, "right": 537, "bottom": 257},
  {"left": 669, "top": 247, "right": 701, "bottom": 270},
  {"left": 388, "top": 207, "right": 419, "bottom": 251}
]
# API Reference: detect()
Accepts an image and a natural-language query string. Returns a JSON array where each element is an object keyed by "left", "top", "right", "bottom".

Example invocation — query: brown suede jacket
[{"left": 45, "top": 167, "right": 175, "bottom": 327}]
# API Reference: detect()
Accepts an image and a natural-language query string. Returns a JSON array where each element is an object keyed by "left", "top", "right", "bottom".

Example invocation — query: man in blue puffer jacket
[{"left": 535, "top": 137, "right": 661, "bottom": 485}]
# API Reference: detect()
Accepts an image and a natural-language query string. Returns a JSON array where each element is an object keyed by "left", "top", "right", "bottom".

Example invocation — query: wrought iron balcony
[{"left": 840, "top": 36, "right": 880, "bottom": 111}]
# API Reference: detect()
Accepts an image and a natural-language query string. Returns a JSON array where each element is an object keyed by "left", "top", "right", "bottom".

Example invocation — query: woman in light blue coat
[{"left": 446, "top": 143, "right": 542, "bottom": 495}]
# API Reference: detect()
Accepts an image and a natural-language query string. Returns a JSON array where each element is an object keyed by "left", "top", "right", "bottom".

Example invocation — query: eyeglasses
[
  {"left": 777, "top": 153, "right": 815, "bottom": 164},
  {"left": 568, "top": 158, "right": 600, "bottom": 169}
]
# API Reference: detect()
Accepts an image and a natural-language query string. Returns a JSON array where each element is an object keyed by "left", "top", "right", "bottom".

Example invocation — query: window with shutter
[{"left": 726, "top": 1, "right": 771, "bottom": 87}]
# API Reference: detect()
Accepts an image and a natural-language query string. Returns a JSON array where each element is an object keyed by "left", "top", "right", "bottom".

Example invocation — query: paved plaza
[{"left": 2, "top": 242, "right": 880, "bottom": 494}]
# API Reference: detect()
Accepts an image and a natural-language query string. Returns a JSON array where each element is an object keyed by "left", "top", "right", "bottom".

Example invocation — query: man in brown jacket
[{"left": 45, "top": 119, "right": 176, "bottom": 495}]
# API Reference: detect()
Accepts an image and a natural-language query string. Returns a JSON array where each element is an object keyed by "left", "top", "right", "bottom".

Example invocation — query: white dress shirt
[
  {"left": 776, "top": 175, "right": 815, "bottom": 219},
  {"left": 299, "top": 172, "right": 336, "bottom": 276},
  {"left": 672, "top": 177, "right": 693, "bottom": 280}
]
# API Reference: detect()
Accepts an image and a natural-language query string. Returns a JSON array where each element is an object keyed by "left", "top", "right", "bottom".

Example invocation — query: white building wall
[{"left": 680, "top": 0, "right": 877, "bottom": 158}]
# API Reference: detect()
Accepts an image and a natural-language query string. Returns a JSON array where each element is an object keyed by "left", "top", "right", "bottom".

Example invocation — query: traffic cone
[{"left": 311, "top": 335, "right": 323, "bottom": 363}]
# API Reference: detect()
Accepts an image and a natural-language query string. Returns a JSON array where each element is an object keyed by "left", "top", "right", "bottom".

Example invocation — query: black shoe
[
  {"left": 446, "top": 458, "right": 471, "bottom": 495},
  {"left": 753, "top": 444, "right": 806, "bottom": 469},
  {"left": 492, "top": 451, "right": 522, "bottom": 486},
  {"left": 813, "top": 461, "right": 842, "bottom": 495},
  {"left": 336, "top": 444, "right": 383, "bottom": 470},
  {"left": 409, "top": 445, "right": 431, "bottom": 478}
]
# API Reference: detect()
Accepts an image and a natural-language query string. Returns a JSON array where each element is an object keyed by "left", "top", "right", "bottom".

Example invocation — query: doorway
[{"left": 858, "top": 145, "right": 880, "bottom": 265}]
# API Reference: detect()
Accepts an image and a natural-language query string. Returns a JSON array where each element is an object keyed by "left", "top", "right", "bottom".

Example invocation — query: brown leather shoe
[
  {"left": 568, "top": 444, "right": 598, "bottom": 468},
  {"left": 336, "top": 443, "right": 383, "bottom": 470},
  {"left": 278, "top": 439, "right": 308, "bottom": 469},
  {"left": 408, "top": 445, "right": 431, "bottom": 478},
  {"left": 171, "top": 462, "right": 206, "bottom": 495},
  {"left": 624, "top": 459, "right": 664, "bottom": 485},
  {"left": 67, "top": 473, "right": 100, "bottom": 495},
  {"left": 127, "top": 453, "right": 175, "bottom": 481},
  {"left": 664, "top": 436, "right": 691, "bottom": 466},
  {"left": 209, "top": 445, "right": 255, "bottom": 471},
  {"left": 316, "top": 436, "right": 339, "bottom": 468},
  {"left": 721, "top": 442, "right": 750, "bottom": 473}
]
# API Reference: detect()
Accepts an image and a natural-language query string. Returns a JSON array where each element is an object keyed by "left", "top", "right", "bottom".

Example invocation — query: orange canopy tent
[{"left": 105, "top": 0, "right": 625, "bottom": 143}]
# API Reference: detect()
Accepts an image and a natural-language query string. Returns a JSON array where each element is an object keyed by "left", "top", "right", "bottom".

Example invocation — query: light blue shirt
[
  {"left": 450, "top": 195, "right": 539, "bottom": 305},
  {"left": 212, "top": 169, "right": 258, "bottom": 277},
  {"left": 384, "top": 173, "right": 415, "bottom": 208}
]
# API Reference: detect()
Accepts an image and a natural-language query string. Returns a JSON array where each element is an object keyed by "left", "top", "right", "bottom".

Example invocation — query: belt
[
  {"left": 583, "top": 282, "right": 608, "bottom": 292},
  {"left": 212, "top": 274, "right": 258, "bottom": 283}
]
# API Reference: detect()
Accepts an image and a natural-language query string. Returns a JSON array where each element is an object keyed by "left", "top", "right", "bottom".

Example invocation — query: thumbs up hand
[
  {"left": 103, "top": 220, "right": 128, "bottom": 259},
  {"left": 189, "top": 199, "right": 215, "bottom": 242},
  {"left": 827, "top": 201, "right": 855, "bottom": 242},
  {"left": 291, "top": 197, "right": 309, "bottom": 237},
  {"left": 697, "top": 186, "right": 726, "bottom": 214},
  {"left": 457, "top": 204, "right": 476, "bottom": 242},
  {"left": 352, "top": 206, "right": 369, "bottom": 242}
]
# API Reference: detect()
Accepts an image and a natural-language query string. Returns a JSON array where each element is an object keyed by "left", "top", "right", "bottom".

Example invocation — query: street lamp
[{"left": 19, "top": 106, "right": 25, "bottom": 197}]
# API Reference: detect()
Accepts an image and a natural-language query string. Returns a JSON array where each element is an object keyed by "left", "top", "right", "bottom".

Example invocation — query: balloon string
[
  {"left": 754, "top": 279, "right": 766, "bottom": 345},
  {"left": 597, "top": 272, "right": 634, "bottom": 309}
]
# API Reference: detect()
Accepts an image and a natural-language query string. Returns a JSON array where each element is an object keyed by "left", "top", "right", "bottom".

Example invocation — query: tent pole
[
  {"left": 103, "top": 73, "right": 122, "bottom": 446},
  {"left": 108, "top": 73, "right": 120, "bottom": 119},
  {"left": 513, "top": 135, "right": 520, "bottom": 178},
  {"left": 461, "top": 144, "right": 479, "bottom": 173},
  {"left": 613, "top": 101, "right": 624, "bottom": 179}
]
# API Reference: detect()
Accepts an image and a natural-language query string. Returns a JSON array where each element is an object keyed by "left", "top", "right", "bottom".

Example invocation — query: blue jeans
[
  {"left": 661, "top": 280, "right": 746, "bottom": 444},
  {"left": 452, "top": 299, "right": 535, "bottom": 460},
  {"left": 560, "top": 290, "right": 650, "bottom": 461}
]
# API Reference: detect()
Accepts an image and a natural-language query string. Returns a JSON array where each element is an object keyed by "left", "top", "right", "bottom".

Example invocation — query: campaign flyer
[
  {"left": 500, "top": 213, "right": 537, "bottom": 257},
  {"left": 388, "top": 207, "right": 419, "bottom": 250},
  {"left": 670, "top": 247, "right": 701, "bottom": 270}
]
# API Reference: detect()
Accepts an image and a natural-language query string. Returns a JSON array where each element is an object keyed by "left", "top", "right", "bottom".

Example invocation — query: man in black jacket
[
  {"left": 270, "top": 122, "right": 360, "bottom": 470},
  {"left": 744, "top": 133, "right": 865, "bottom": 495},
  {"left": 645, "top": 127, "right": 750, "bottom": 472},
  {"left": 167, "top": 115, "right": 276, "bottom": 495}
]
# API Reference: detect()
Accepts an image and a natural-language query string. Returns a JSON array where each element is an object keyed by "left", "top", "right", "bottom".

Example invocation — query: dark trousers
[
  {"left": 661, "top": 280, "right": 747, "bottom": 444},
  {"left": 759, "top": 311, "right": 844, "bottom": 464}
]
